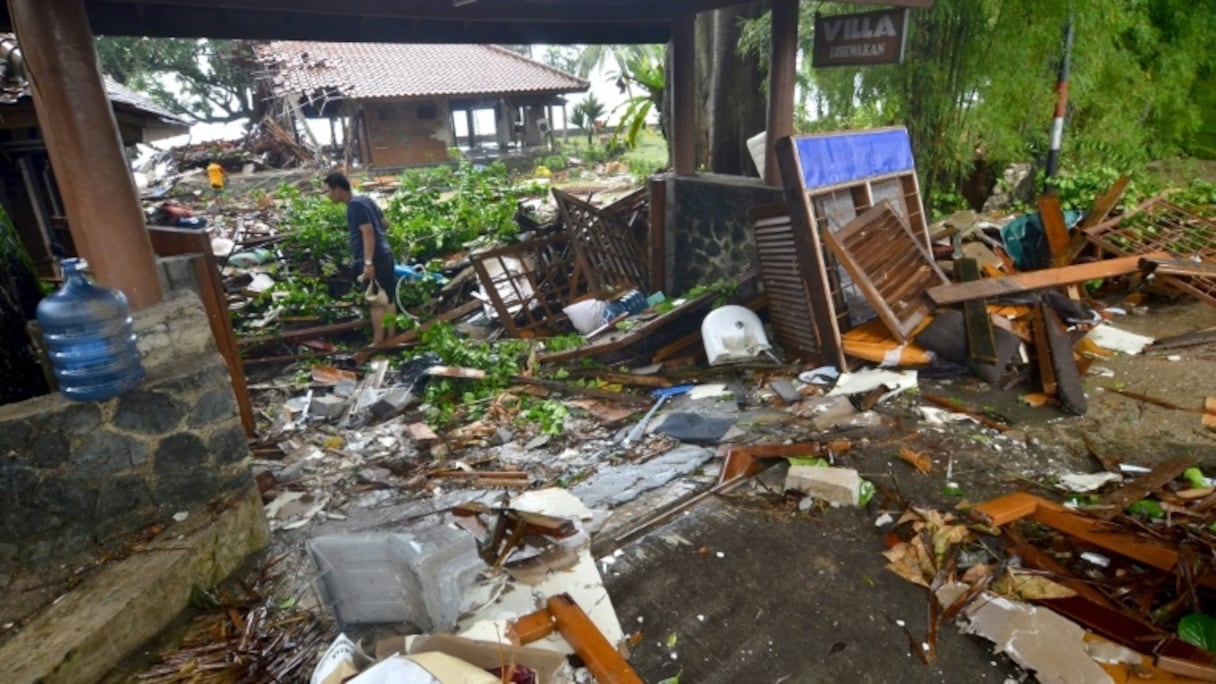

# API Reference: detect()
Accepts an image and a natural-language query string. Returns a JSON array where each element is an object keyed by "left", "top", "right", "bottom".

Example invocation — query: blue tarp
[{"left": 792, "top": 128, "right": 915, "bottom": 191}]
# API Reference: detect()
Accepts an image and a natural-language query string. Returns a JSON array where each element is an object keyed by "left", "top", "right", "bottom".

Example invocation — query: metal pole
[{"left": 1044, "top": 14, "right": 1074, "bottom": 190}]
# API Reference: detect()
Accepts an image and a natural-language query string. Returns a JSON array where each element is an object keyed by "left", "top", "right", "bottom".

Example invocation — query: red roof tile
[{"left": 256, "top": 42, "right": 588, "bottom": 102}]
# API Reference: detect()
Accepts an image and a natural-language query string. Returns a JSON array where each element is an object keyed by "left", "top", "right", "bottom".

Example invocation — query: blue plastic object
[
  {"left": 394, "top": 263, "right": 447, "bottom": 285},
  {"left": 602, "top": 290, "right": 648, "bottom": 323},
  {"left": 36, "top": 258, "right": 145, "bottom": 402}
]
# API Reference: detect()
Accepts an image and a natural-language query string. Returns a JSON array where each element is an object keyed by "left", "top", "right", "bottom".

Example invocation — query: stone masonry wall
[
  {"left": 664, "top": 174, "right": 784, "bottom": 296},
  {"left": 0, "top": 288, "right": 253, "bottom": 576}
]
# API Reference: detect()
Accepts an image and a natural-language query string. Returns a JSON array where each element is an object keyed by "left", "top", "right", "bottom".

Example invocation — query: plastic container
[
  {"left": 601, "top": 289, "right": 647, "bottom": 324},
  {"left": 227, "top": 248, "right": 273, "bottom": 268},
  {"left": 36, "top": 258, "right": 145, "bottom": 402},
  {"left": 206, "top": 162, "right": 225, "bottom": 189}
]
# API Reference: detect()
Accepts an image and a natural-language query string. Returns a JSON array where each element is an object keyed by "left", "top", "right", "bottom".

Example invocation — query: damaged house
[
  {"left": 254, "top": 42, "right": 589, "bottom": 168},
  {"left": 0, "top": 33, "right": 189, "bottom": 276}
]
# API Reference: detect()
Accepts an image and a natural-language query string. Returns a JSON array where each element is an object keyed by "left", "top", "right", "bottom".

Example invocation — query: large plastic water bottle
[{"left": 36, "top": 258, "right": 145, "bottom": 402}]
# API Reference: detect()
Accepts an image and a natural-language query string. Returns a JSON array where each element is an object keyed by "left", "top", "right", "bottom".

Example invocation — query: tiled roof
[
  {"left": 103, "top": 77, "right": 191, "bottom": 126},
  {"left": 256, "top": 42, "right": 589, "bottom": 102},
  {"left": 1, "top": 33, "right": 188, "bottom": 128}
]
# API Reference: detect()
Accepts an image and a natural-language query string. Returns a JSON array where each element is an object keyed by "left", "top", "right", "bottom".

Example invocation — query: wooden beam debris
[
  {"left": 958, "top": 257, "right": 998, "bottom": 365},
  {"left": 926, "top": 253, "right": 1166, "bottom": 306}
]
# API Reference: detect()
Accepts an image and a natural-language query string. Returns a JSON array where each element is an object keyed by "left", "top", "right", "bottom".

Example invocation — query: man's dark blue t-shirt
[{"left": 346, "top": 195, "right": 394, "bottom": 267}]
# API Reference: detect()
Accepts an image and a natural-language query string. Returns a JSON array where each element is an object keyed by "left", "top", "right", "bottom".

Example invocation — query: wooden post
[
  {"left": 765, "top": 0, "right": 799, "bottom": 186},
  {"left": 9, "top": 0, "right": 164, "bottom": 310},
  {"left": 671, "top": 13, "right": 696, "bottom": 175},
  {"left": 146, "top": 227, "right": 256, "bottom": 438}
]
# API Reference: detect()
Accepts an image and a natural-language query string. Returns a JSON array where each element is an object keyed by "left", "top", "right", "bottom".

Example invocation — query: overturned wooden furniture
[
  {"left": 770, "top": 126, "right": 933, "bottom": 368},
  {"left": 471, "top": 232, "right": 588, "bottom": 338},
  {"left": 821, "top": 200, "right": 946, "bottom": 341},
  {"left": 553, "top": 188, "right": 649, "bottom": 298}
]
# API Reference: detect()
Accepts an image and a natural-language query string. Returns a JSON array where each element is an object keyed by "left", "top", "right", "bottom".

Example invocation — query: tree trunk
[{"left": 695, "top": 2, "right": 768, "bottom": 176}]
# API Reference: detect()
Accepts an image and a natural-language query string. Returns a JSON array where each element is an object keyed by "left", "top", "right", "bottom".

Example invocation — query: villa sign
[{"left": 812, "top": 8, "right": 909, "bottom": 68}]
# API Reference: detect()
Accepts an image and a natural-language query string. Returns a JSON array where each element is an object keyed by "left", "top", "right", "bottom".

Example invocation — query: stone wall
[
  {"left": 0, "top": 287, "right": 256, "bottom": 576},
  {"left": 662, "top": 173, "right": 784, "bottom": 296}
]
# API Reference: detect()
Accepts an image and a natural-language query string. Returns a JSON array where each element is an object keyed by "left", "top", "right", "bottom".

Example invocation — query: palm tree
[
  {"left": 607, "top": 45, "right": 665, "bottom": 149},
  {"left": 570, "top": 93, "right": 606, "bottom": 145}
]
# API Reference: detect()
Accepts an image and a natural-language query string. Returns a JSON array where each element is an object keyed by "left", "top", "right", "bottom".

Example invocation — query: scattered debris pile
[{"left": 885, "top": 458, "right": 1216, "bottom": 681}]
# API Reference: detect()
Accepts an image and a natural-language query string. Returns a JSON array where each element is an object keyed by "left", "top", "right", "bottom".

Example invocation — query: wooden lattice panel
[
  {"left": 471, "top": 233, "right": 587, "bottom": 338},
  {"left": 822, "top": 200, "right": 947, "bottom": 341},
  {"left": 749, "top": 204, "right": 821, "bottom": 362},
  {"left": 553, "top": 189, "right": 649, "bottom": 297},
  {"left": 1085, "top": 199, "right": 1216, "bottom": 306}
]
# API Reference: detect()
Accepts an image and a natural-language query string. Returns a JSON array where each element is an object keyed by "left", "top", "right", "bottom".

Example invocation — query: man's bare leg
[{"left": 370, "top": 303, "right": 388, "bottom": 345}]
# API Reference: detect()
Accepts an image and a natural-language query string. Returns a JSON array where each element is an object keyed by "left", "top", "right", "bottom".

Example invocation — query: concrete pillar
[
  {"left": 765, "top": 0, "right": 798, "bottom": 186},
  {"left": 9, "top": 0, "right": 163, "bottom": 309},
  {"left": 671, "top": 13, "right": 696, "bottom": 175}
]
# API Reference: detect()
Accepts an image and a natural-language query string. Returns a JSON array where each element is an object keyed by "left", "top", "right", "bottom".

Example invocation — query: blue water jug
[{"left": 36, "top": 258, "right": 146, "bottom": 402}]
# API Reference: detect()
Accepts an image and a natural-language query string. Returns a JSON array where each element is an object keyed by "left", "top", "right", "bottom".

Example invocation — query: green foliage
[
  {"left": 739, "top": 1, "right": 1216, "bottom": 210},
  {"left": 543, "top": 333, "right": 586, "bottom": 353},
  {"left": 275, "top": 181, "right": 349, "bottom": 268},
  {"left": 383, "top": 161, "right": 523, "bottom": 261},
  {"left": 1178, "top": 614, "right": 1216, "bottom": 651},
  {"left": 416, "top": 323, "right": 526, "bottom": 427},
  {"left": 571, "top": 94, "right": 606, "bottom": 145},
  {"left": 684, "top": 278, "right": 738, "bottom": 307},
  {"left": 94, "top": 37, "right": 256, "bottom": 123},
  {"left": 539, "top": 154, "right": 569, "bottom": 171},
  {"left": 607, "top": 45, "right": 666, "bottom": 150},
  {"left": 518, "top": 398, "right": 570, "bottom": 436}
]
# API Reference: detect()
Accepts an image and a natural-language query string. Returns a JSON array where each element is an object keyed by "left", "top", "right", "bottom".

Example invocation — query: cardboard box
[{"left": 375, "top": 634, "right": 571, "bottom": 684}]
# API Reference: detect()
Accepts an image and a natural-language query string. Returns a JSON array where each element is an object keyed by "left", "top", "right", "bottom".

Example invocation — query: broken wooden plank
[
  {"left": 536, "top": 290, "right": 718, "bottom": 365},
  {"left": 1094, "top": 455, "right": 1195, "bottom": 521},
  {"left": 1055, "top": 175, "right": 1130, "bottom": 267},
  {"left": 719, "top": 443, "right": 827, "bottom": 484},
  {"left": 354, "top": 299, "right": 480, "bottom": 362},
  {"left": 1030, "top": 303, "right": 1058, "bottom": 397},
  {"left": 564, "top": 369, "right": 673, "bottom": 389},
  {"left": 509, "top": 376, "right": 651, "bottom": 406},
  {"left": 1038, "top": 194, "right": 1071, "bottom": 260},
  {"left": 958, "top": 257, "right": 998, "bottom": 365},
  {"left": 1139, "top": 256, "right": 1216, "bottom": 278},
  {"left": 1041, "top": 304, "right": 1086, "bottom": 415},
  {"left": 426, "top": 366, "right": 487, "bottom": 380},
  {"left": 1107, "top": 387, "right": 1208, "bottom": 415},
  {"left": 928, "top": 252, "right": 1166, "bottom": 305},
  {"left": 239, "top": 319, "right": 369, "bottom": 348},
  {"left": 972, "top": 491, "right": 1216, "bottom": 589},
  {"left": 1147, "top": 324, "right": 1216, "bottom": 352},
  {"left": 148, "top": 226, "right": 256, "bottom": 438}
]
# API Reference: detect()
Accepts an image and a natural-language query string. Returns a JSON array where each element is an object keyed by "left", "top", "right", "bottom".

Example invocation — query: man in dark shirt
[{"left": 324, "top": 172, "right": 397, "bottom": 344}]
